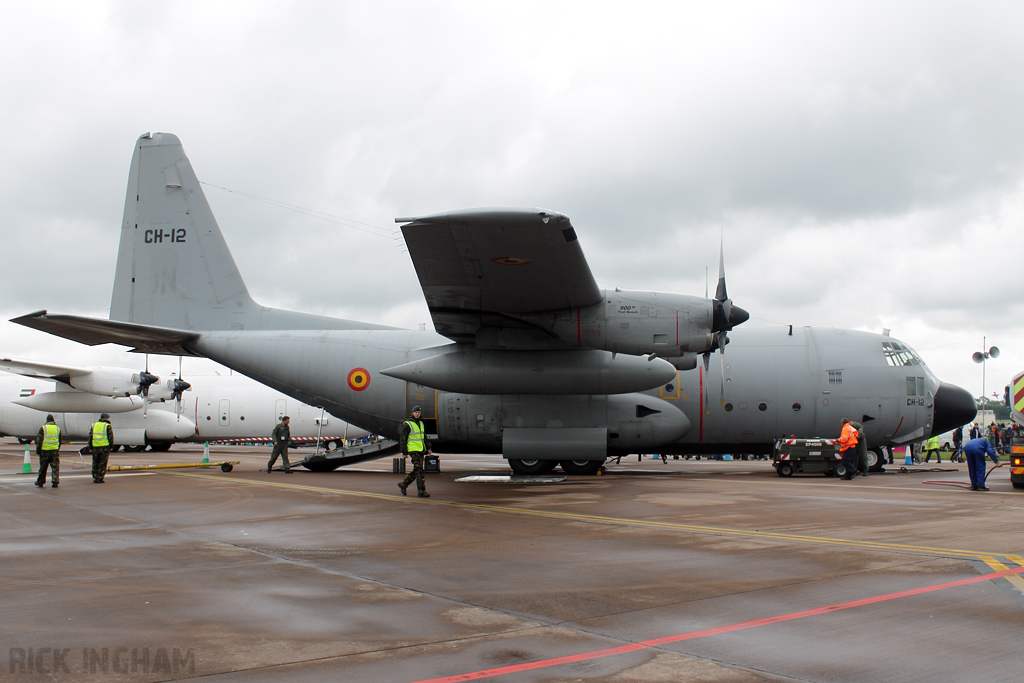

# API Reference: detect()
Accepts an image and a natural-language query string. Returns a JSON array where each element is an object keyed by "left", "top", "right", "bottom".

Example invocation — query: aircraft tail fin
[
  {"left": 109, "top": 133, "right": 387, "bottom": 332},
  {"left": 110, "top": 133, "right": 255, "bottom": 329}
]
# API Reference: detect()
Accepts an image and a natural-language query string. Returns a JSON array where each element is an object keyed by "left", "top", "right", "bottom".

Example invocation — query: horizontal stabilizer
[{"left": 10, "top": 311, "right": 201, "bottom": 356}]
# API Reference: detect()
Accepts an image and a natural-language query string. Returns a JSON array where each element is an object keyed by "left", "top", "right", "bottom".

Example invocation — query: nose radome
[{"left": 932, "top": 382, "right": 977, "bottom": 435}]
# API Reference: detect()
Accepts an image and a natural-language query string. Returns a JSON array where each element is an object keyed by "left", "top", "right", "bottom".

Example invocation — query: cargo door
[{"left": 407, "top": 383, "right": 437, "bottom": 437}]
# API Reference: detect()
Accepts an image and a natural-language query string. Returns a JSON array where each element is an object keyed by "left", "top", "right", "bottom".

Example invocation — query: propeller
[
  {"left": 170, "top": 356, "right": 191, "bottom": 421},
  {"left": 702, "top": 238, "right": 749, "bottom": 405},
  {"left": 137, "top": 355, "right": 159, "bottom": 417}
]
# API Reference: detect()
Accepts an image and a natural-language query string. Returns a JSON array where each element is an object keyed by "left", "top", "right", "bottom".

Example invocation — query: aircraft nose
[{"left": 932, "top": 382, "right": 977, "bottom": 435}]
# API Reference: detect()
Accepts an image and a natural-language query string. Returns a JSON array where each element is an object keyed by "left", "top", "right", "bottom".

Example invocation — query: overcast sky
[{"left": 2, "top": 1, "right": 1022, "bottom": 398}]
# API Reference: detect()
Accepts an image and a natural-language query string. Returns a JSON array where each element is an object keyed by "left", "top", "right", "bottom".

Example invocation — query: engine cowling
[
  {"left": 68, "top": 367, "right": 156, "bottom": 398},
  {"left": 524, "top": 289, "right": 715, "bottom": 357}
]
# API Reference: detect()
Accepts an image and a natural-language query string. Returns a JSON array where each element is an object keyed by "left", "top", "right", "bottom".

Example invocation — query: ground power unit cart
[{"left": 774, "top": 438, "right": 850, "bottom": 477}]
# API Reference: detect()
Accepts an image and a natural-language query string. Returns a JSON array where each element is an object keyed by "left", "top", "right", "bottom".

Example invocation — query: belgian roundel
[{"left": 347, "top": 368, "right": 370, "bottom": 391}]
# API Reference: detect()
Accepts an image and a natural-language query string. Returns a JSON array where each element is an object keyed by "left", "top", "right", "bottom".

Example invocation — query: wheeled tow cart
[{"left": 774, "top": 438, "right": 849, "bottom": 477}]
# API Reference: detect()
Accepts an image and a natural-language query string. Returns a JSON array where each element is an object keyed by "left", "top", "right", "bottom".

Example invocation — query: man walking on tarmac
[
  {"left": 838, "top": 417, "right": 859, "bottom": 480},
  {"left": 951, "top": 425, "right": 964, "bottom": 463},
  {"left": 851, "top": 419, "right": 869, "bottom": 476},
  {"left": 398, "top": 406, "right": 431, "bottom": 498},
  {"left": 267, "top": 416, "right": 294, "bottom": 473},
  {"left": 963, "top": 437, "right": 1000, "bottom": 491},
  {"left": 90, "top": 413, "right": 114, "bottom": 484},
  {"left": 35, "top": 414, "right": 61, "bottom": 488},
  {"left": 923, "top": 434, "right": 942, "bottom": 463}
]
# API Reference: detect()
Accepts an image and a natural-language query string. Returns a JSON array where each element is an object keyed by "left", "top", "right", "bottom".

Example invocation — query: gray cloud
[{"left": 3, "top": 1, "right": 1024, "bottom": 396}]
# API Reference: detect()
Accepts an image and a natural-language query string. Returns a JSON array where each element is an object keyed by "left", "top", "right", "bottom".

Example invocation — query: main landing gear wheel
[
  {"left": 867, "top": 447, "right": 885, "bottom": 472},
  {"left": 558, "top": 459, "right": 605, "bottom": 476},
  {"left": 777, "top": 463, "right": 794, "bottom": 477},
  {"left": 507, "top": 459, "right": 558, "bottom": 475}
]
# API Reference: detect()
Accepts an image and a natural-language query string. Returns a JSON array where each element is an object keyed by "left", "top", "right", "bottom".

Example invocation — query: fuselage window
[{"left": 906, "top": 377, "right": 925, "bottom": 396}]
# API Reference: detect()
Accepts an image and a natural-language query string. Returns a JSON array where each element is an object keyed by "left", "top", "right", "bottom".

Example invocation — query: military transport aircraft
[
  {"left": 12, "top": 133, "right": 975, "bottom": 474},
  {"left": 0, "top": 357, "right": 367, "bottom": 451}
]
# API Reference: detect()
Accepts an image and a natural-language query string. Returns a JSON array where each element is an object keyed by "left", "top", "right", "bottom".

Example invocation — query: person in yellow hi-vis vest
[
  {"left": 923, "top": 434, "right": 942, "bottom": 463},
  {"left": 397, "top": 406, "right": 431, "bottom": 498},
  {"left": 35, "top": 414, "right": 61, "bottom": 488},
  {"left": 90, "top": 413, "right": 114, "bottom": 483}
]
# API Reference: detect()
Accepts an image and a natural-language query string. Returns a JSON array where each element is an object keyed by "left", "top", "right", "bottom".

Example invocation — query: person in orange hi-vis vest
[{"left": 838, "top": 417, "right": 860, "bottom": 480}]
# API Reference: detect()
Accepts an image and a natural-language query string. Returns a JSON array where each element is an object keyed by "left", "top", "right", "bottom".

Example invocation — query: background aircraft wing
[
  {"left": 0, "top": 356, "right": 93, "bottom": 381},
  {"left": 10, "top": 311, "right": 201, "bottom": 356},
  {"left": 398, "top": 208, "right": 603, "bottom": 343}
]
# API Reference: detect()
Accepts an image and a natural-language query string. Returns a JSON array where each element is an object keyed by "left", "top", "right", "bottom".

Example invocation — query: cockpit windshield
[{"left": 882, "top": 341, "right": 925, "bottom": 367}]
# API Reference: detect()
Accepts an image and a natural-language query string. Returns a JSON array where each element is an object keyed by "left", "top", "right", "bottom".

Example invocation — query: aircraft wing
[
  {"left": 398, "top": 208, "right": 603, "bottom": 344},
  {"left": 0, "top": 356, "right": 94, "bottom": 381},
  {"left": 10, "top": 311, "right": 201, "bottom": 356}
]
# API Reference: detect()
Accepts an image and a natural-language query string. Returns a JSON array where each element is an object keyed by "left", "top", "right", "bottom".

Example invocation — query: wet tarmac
[{"left": 2, "top": 441, "right": 1023, "bottom": 682}]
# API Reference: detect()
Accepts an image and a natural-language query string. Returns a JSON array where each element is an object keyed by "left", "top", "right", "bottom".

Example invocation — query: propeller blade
[
  {"left": 720, "top": 345, "right": 726, "bottom": 405},
  {"left": 701, "top": 352, "right": 710, "bottom": 413},
  {"left": 715, "top": 238, "right": 727, "bottom": 302}
]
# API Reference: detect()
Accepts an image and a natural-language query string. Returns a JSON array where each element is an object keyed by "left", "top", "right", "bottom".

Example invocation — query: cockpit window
[{"left": 883, "top": 341, "right": 924, "bottom": 367}]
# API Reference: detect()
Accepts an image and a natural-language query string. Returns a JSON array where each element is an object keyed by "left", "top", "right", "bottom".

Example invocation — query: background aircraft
[
  {"left": 0, "top": 357, "right": 367, "bottom": 451},
  {"left": 13, "top": 133, "right": 974, "bottom": 474}
]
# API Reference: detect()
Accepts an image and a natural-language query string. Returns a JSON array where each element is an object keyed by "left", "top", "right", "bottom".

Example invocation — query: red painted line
[
  {"left": 891, "top": 416, "right": 904, "bottom": 440},
  {"left": 411, "top": 565, "right": 1024, "bottom": 683}
]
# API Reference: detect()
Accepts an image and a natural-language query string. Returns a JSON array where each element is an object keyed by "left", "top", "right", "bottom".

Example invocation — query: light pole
[{"left": 972, "top": 336, "right": 1000, "bottom": 417}]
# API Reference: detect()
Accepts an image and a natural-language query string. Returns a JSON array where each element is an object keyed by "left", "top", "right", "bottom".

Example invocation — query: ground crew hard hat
[
  {"left": 100, "top": 413, "right": 110, "bottom": 419},
  {"left": 411, "top": 405, "right": 422, "bottom": 412}
]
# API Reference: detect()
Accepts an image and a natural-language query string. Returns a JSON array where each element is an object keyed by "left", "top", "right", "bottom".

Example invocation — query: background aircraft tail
[{"left": 109, "top": 133, "right": 383, "bottom": 332}]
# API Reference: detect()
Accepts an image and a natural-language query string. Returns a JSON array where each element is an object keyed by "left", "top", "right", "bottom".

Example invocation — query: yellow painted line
[
  {"left": 167, "top": 472, "right": 1024, "bottom": 569},
  {"left": 979, "top": 557, "right": 1024, "bottom": 593}
]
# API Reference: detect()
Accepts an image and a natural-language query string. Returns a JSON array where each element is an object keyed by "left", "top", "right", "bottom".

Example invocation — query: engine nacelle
[
  {"left": 524, "top": 289, "right": 715, "bottom": 357},
  {"left": 68, "top": 367, "right": 154, "bottom": 397}
]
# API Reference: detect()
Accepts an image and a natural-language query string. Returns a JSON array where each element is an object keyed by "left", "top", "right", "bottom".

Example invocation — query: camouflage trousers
[
  {"left": 400, "top": 453, "right": 426, "bottom": 493},
  {"left": 92, "top": 448, "right": 109, "bottom": 482},
  {"left": 36, "top": 452, "right": 59, "bottom": 486}
]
